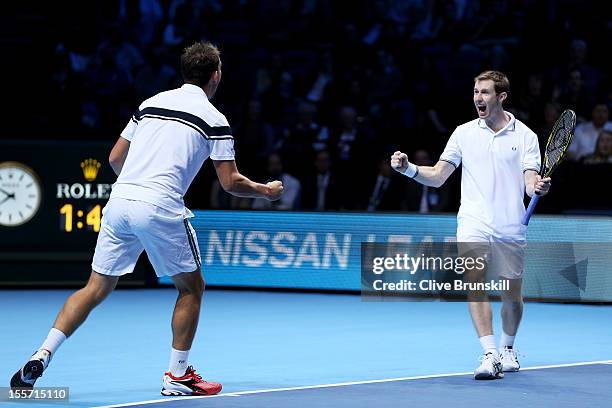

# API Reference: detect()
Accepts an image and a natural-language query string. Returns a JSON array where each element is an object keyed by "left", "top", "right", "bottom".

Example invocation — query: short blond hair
[{"left": 474, "top": 71, "right": 509, "bottom": 95}]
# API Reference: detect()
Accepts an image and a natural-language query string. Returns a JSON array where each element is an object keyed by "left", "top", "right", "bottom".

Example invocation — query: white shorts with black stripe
[{"left": 92, "top": 198, "right": 201, "bottom": 277}]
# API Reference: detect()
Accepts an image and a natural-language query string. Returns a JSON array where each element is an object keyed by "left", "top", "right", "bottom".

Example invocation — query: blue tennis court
[
  {"left": 3, "top": 2, "right": 612, "bottom": 407},
  {"left": 2, "top": 289, "right": 611, "bottom": 408},
  {"left": 102, "top": 364, "right": 612, "bottom": 408}
]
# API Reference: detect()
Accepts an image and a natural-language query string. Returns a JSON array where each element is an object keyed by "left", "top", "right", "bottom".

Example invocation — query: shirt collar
[
  {"left": 478, "top": 111, "right": 516, "bottom": 134},
  {"left": 181, "top": 83, "right": 207, "bottom": 98}
]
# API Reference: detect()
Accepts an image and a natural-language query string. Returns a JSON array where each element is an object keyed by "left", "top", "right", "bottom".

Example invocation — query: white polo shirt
[
  {"left": 110, "top": 84, "right": 235, "bottom": 214},
  {"left": 439, "top": 112, "right": 540, "bottom": 240}
]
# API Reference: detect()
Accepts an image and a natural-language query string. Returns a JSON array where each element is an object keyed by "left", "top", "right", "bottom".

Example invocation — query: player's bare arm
[
  {"left": 213, "top": 160, "right": 283, "bottom": 200},
  {"left": 524, "top": 170, "right": 551, "bottom": 198},
  {"left": 109, "top": 136, "right": 131, "bottom": 176},
  {"left": 390, "top": 151, "right": 455, "bottom": 188}
]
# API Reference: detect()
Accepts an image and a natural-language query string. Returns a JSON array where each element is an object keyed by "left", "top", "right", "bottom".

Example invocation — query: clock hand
[
  {"left": 0, "top": 187, "right": 13, "bottom": 197},
  {"left": 0, "top": 195, "right": 11, "bottom": 206}
]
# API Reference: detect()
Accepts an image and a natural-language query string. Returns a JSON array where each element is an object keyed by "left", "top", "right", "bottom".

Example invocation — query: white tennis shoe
[
  {"left": 474, "top": 352, "right": 504, "bottom": 380},
  {"left": 500, "top": 347, "right": 520, "bottom": 372}
]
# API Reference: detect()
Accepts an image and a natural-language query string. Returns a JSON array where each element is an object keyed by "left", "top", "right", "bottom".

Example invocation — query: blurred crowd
[{"left": 23, "top": 0, "right": 612, "bottom": 212}]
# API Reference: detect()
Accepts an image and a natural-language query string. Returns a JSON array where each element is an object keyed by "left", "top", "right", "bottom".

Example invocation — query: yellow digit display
[
  {"left": 86, "top": 204, "right": 101, "bottom": 232},
  {"left": 59, "top": 204, "right": 102, "bottom": 233},
  {"left": 59, "top": 204, "right": 73, "bottom": 232}
]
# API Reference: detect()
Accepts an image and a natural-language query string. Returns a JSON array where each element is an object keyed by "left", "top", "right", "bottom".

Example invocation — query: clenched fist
[
  {"left": 534, "top": 175, "right": 551, "bottom": 196},
  {"left": 265, "top": 180, "right": 284, "bottom": 201},
  {"left": 390, "top": 151, "right": 409, "bottom": 173}
]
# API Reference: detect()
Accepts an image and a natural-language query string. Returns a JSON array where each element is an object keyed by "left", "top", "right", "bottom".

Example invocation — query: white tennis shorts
[
  {"left": 92, "top": 198, "right": 201, "bottom": 277},
  {"left": 457, "top": 228, "right": 526, "bottom": 280}
]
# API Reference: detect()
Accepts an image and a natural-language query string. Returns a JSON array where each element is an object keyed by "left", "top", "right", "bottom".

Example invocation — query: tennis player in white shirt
[
  {"left": 391, "top": 71, "right": 551, "bottom": 380},
  {"left": 12, "top": 41, "right": 283, "bottom": 396}
]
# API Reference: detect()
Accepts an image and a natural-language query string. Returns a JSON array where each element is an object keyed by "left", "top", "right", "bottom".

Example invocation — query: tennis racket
[{"left": 522, "top": 109, "right": 576, "bottom": 225}]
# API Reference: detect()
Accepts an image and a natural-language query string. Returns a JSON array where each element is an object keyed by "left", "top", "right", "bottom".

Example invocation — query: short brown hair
[
  {"left": 474, "top": 71, "right": 510, "bottom": 95},
  {"left": 180, "top": 41, "right": 221, "bottom": 88}
]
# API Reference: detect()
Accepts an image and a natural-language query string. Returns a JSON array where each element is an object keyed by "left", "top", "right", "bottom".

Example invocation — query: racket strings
[{"left": 543, "top": 111, "right": 576, "bottom": 175}]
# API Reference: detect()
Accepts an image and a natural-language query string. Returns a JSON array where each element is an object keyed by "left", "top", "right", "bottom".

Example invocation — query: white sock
[
  {"left": 169, "top": 348, "right": 189, "bottom": 377},
  {"left": 479, "top": 335, "right": 497, "bottom": 356},
  {"left": 500, "top": 332, "right": 515, "bottom": 349},
  {"left": 40, "top": 328, "right": 67, "bottom": 355}
]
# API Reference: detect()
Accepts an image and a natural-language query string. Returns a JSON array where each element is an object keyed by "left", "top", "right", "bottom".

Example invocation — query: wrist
[
  {"left": 401, "top": 162, "right": 419, "bottom": 178},
  {"left": 530, "top": 181, "right": 539, "bottom": 196}
]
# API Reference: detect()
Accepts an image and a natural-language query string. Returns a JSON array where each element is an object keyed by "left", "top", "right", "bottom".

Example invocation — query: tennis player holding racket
[{"left": 392, "top": 71, "right": 550, "bottom": 380}]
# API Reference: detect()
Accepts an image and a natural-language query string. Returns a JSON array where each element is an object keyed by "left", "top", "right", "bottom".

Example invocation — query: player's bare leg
[
  {"left": 499, "top": 278, "right": 523, "bottom": 371},
  {"left": 465, "top": 261, "right": 494, "bottom": 338},
  {"left": 500, "top": 278, "right": 523, "bottom": 337},
  {"left": 11, "top": 271, "right": 118, "bottom": 389},
  {"left": 170, "top": 269, "right": 205, "bottom": 350},
  {"left": 466, "top": 266, "right": 503, "bottom": 380},
  {"left": 161, "top": 268, "right": 221, "bottom": 396},
  {"left": 468, "top": 301, "right": 493, "bottom": 337},
  {"left": 54, "top": 271, "right": 119, "bottom": 336}
]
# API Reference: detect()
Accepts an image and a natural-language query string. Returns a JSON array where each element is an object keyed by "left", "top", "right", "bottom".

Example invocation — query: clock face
[{"left": 0, "top": 162, "right": 42, "bottom": 227}]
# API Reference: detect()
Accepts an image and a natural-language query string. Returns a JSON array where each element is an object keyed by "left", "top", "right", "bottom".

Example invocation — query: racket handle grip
[{"left": 522, "top": 194, "right": 540, "bottom": 226}]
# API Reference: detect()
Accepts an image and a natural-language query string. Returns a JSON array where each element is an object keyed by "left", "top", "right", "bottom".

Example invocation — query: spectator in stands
[
  {"left": 333, "top": 106, "right": 365, "bottom": 164},
  {"left": 428, "top": 0, "right": 473, "bottom": 45},
  {"left": 95, "top": 23, "right": 143, "bottom": 84},
  {"left": 515, "top": 73, "right": 548, "bottom": 127},
  {"left": 556, "top": 69, "right": 595, "bottom": 120},
  {"left": 301, "top": 150, "right": 340, "bottom": 211},
  {"left": 582, "top": 130, "right": 612, "bottom": 164},
  {"left": 133, "top": 51, "right": 179, "bottom": 101},
  {"left": 457, "top": 0, "right": 519, "bottom": 70},
  {"left": 368, "top": 50, "right": 403, "bottom": 104},
  {"left": 331, "top": 105, "right": 373, "bottom": 209},
  {"left": 306, "top": 50, "right": 334, "bottom": 104},
  {"left": 568, "top": 103, "right": 612, "bottom": 161},
  {"left": 554, "top": 39, "right": 602, "bottom": 92},
  {"left": 278, "top": 100, "right": 329, "bottom": 181},
  {"left": 336, "top": 78, "right": 370, "bottom": 119},
  {"left": 233, "top": 99, "right": 278, "bottom": 177},
  {"left": 255, "top": 52, "right": 294, "bottom": 124},
  {"left": 86, "top": 46, "right": 131, "bottom": 132},
  {"left": 21, "top": 0, "right": 612, "bottom": 215},
  {"left": 252, "top": 153, "right": 301, "bottom": 210},
  {"left": 537, "top": 101, "right": 562, "bottom": 148},
  {"left": 162, "top": 3, "right": 201, "bottom": 49},
  {"left": 403, "top": 149, "right": 450, "bottom": 212},
  {"left": 416, "top": 57, "right": 454, "bottom": 151},
  {"left": 169, "top": 0, "right": 222, "bottom": 21},
  {"left": 118, "top": 0, "right": 164, "bottom": 48},
  {"left": 364, "top": 155, "right": 405, "bottom": 212}
]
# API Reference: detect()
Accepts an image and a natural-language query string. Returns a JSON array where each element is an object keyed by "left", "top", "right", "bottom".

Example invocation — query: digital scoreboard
[
  {"left": 56, "top": 158, "right": 110, "bottom": 233},
  {"left": 0, "top": 140, "right": 148, "bottom": 286}
]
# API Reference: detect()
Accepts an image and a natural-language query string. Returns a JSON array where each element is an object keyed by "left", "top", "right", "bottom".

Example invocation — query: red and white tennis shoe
[{"left": 161, "top": 366, "right": 222, "bottom": 396}]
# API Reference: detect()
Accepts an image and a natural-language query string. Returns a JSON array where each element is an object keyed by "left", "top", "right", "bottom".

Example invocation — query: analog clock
[{"left": 0, "top": 162, "right": 42, "bottom": 227}]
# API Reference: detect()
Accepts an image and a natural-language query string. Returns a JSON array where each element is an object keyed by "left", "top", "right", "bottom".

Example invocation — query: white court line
[{"left": 94, "top": 359, "right": 612, "bottom": 408}]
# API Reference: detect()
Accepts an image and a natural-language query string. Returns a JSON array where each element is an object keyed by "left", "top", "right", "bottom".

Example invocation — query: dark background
[{"left": 3, "top": 0, "right": 611, "bottom": 214}]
